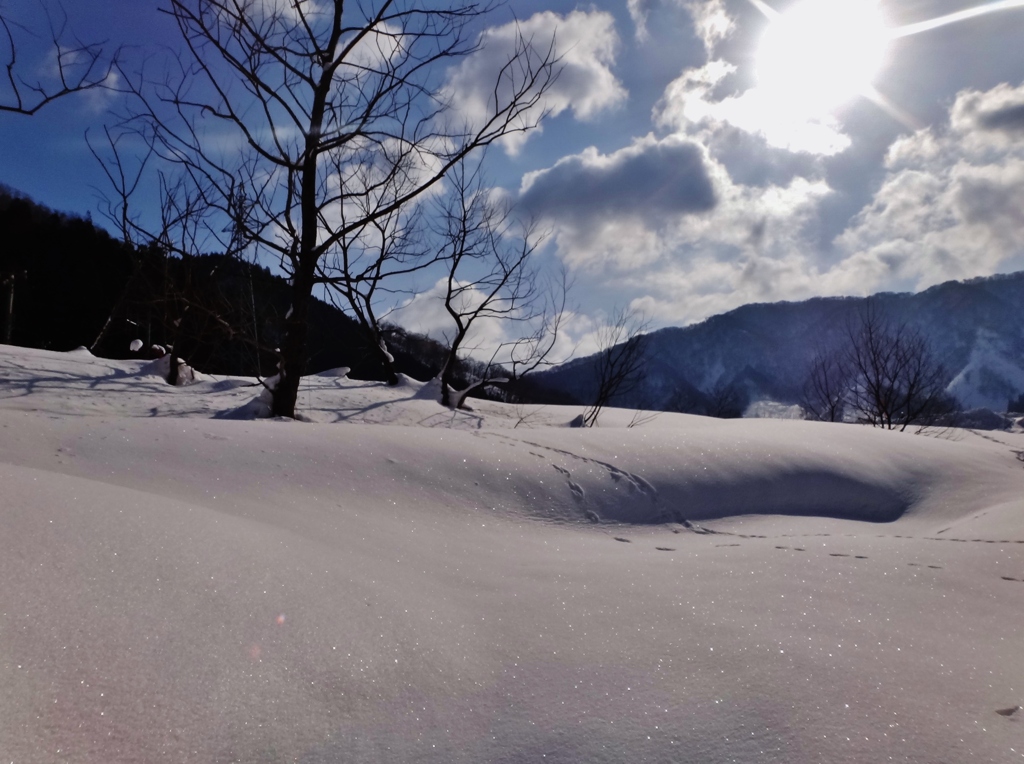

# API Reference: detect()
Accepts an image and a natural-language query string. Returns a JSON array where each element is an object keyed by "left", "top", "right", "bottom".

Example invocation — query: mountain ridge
[{"left": 538, "top": 272, "right": 1024, "bottom": 414}]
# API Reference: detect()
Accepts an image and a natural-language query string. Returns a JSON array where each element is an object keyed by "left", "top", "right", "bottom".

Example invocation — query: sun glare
[{"left": 756, "top": 0, "right": 890, "bottom": 117}]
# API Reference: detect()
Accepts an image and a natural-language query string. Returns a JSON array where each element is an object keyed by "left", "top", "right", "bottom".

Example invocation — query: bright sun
[{"left": 756, "top": 0, "right": 890, "bottom": 117}]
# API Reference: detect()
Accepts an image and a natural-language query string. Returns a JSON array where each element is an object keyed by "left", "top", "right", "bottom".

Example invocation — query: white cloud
[
  {"left": 519, "top": 134, "right": 717, "bottom": 273},
  {"left": 521, "top": 134, "right": 716, "bottom": 223},
  {"left": 390, "top": 278, "right": 538, "bottom": 364},
  {"left": 442, "top": 10, "right": 627, "bottom": 155},
  {"left": 629, "top": 0, "right": 730, "bottom": 45},
  {"left": 518, "top": 133, "right": 833, "bottom": 325},
  {"left": 545, "top": 82, "right": 1024, "bottom": 327},
  {"left": 340, "top": 21, "right": 405, "bottom": 72},
  {"left": 686, "top": 0, "right": 735, "bottom": 53},
  {"left": 391, "top": 275, "right": 588, "bottom": 370},
  {"left": 627, "top": 0, "right": 658, "bottom": 39},
  {"left": 655, "top": 60, "right": 852, "bottom": 156},
  {"left": 612, "top": 170, "right": 832, "bottom": 324},
  {"left": 825, "top": 82, "right": 1024, "bottom": 295},
  {"left": 652, "top": 0, "right": 883, "bottom": 157}
]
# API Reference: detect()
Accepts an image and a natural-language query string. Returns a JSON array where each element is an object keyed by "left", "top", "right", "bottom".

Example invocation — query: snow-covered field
[{"left": 1, "top": 344, "right": 1023, "bottom": 763}]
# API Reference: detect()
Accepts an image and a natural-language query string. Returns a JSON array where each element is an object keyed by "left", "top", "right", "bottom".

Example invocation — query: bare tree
[
  {"left": 432, "top": 158, "right": 556, "bottom": 408},
  {"left": 88, "top": 129, "right": 274, "bottom": 382},
  {"left": 804, "top": 303, "right": 958, "bottom": 431},
  {"left": 845, "top": 304, "right": 956, "bottom": 430},
  {"left": 801, "top": 345, "right": 850, "bottom": 422},
  {"left": 581, "top": 307, "right": 649, "bottom": 427},
  {"left": 704, "top": 379, "right": 746, "bottom": 419},
  {"left": 115, "top": 0, "right": 559, "bottom": 417},
  {"left": 1, "top": 3, "right": 117, "bottom": 115},
  {"left": 320, "top": 192, "right": 434, "bottom": 386}
]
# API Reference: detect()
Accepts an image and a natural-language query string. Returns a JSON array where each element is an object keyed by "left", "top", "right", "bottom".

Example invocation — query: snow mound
[
  {"left": 137, "top": 355, "right": 206, "bottom": 385},
  {"left": 200, "top": 378, "right": 255, "bottom": 393},
  {"left": 314, "top": 366, "right": 351, "bottom": 378},
  {"left": 219, "top": 375, "right": 278, "bottom": 419},
  {"left": 410, "top": 375, "right": 441, "bottom": 401}
]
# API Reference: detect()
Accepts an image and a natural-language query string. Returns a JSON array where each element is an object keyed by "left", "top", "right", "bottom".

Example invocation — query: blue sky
[{"left": 2, "top": 0, "right": 1024, "bottom": 347}]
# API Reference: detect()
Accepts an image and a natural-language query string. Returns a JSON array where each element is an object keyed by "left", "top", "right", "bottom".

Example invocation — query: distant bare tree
[
  {"left": 582, "top": 307, "right": 649, "bottom": 427},
  {"left": 445, "top": 276, "right": 568, "bottom": 411},
  {"left": 802, "top": 345, "right": 850, "bottom": 422},
  {"left": 704, "top": 379, "right": 746, "bottom": 419},
  {"left": 1, "top": 3, "right": 117, "bottom": 115},
  {"left": 845, "top": 304, "right": 956, "bottom": 430},
  {"left": 804, "top": 303, "right": 958, "bottom": 431}
]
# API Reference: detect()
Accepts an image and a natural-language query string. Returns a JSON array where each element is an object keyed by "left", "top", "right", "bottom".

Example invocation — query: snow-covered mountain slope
[
  {"left": 947, "top": 329, "right": 1024, "bottom": 410},
  {"left": 539, "top": 271, "right": 1024, "bottom": 414},
  {"left": 2, "top": 345, "right": 1023, "bottom": 763}
]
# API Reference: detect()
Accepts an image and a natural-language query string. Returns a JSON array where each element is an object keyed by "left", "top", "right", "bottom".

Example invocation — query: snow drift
[{"left": 1, "top": 345, "right": 1022, "bottom": 764}]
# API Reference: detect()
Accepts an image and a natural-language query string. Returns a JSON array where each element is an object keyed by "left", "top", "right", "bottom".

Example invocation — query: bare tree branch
[
  {"left": 0, "top": 3, "right": 118, "bottom": 115},
  {"left": 431, "top": 157, "right": 554, "bottom": 408}
]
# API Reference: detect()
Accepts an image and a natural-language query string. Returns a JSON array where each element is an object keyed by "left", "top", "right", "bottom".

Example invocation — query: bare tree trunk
[
  {"left": 439, "top": 327, "right": 469, "bottom": 407},
  {"left": 3, "top": 274, "right": 13, "bottom": 345},
  {"left": 274, "top": 263, "right": 316, "bottom": 417}
]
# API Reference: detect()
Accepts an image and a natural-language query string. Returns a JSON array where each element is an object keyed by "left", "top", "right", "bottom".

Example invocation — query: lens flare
[
  {"left": 755, "top": 0, "right": 890, "bottom": 116},
  {"left": 891, "top": 0, "right": 1024, "bottom": 37},
  {"left": 748, "top": 0, "right": 1024, "bottom": 122}
]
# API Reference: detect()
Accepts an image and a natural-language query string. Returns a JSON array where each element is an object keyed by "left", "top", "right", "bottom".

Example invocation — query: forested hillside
[{"left": 0, "top": 186, "right": 478, "bottom": 386}]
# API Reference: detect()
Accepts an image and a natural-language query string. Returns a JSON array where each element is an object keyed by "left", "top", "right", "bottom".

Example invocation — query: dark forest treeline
[{"left": 0, "top": 185, "right": 497, "bottom": 390}]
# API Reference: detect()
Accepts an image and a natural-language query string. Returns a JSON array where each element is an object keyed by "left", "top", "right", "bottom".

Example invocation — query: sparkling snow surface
[{"left": 1, "top": 345, "right": 1023, "bottom": 763}]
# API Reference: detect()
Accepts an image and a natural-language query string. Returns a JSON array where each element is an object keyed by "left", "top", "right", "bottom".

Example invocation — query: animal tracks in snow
[
  {"left": 481, "top": 430, "right": 665, "bottom": 524},
  {"left": 552, "top": 465, "right": 586, "bottom": 503},
  {"left": 606, "top": 535, "right": 676, "bottom": 553}
]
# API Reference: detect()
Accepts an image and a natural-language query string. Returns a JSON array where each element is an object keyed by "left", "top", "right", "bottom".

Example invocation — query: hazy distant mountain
[{"left": 538, "top": 272, "right": 1024, "bottom": 414}]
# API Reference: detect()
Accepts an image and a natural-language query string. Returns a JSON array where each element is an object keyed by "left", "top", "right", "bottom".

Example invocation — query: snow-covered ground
[{"left": 1, "top": 344, "right": 1023, "bottom": 763}]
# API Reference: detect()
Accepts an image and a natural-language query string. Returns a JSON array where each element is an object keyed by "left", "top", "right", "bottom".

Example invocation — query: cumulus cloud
[
  {"left": 517, "top": 135, "right": 717, "bottom": 272},
  {"left": 613, "top": 168, "right": 831, "bottom": 323},
  {"left": 655, "top": 60, "right": 852, "bottom": 156},
  {"left": 390, "top": 276, "right": 588, "bottom": 368},
  {"left": 390, "top": 278, "right": 507, "bottom": 355},
  {"left": 652, "top": 0, "right": 874, "bottom": 157},
  {"left": 442, "top": 10, "right": 626, "bottom": 154},
  {"left": 540, "top": 81, "right": 1024, "bottom": 326},
  {"left": 825, "top": 81, "right": 1024, "bottom": 295},
  {"left": 520, "top": 134, "right": 716, "bottom": 225},
  {"left": 949, "top": 81, "right": 1024, "bottom": 147},
  {"left": 977, "top": 103, "right": 1024, "bottom": 132},
  {"left": 686, "top": 0, "right": 735, "bottom": 53},
  {"left": 516, "top": 133, "right": 832, "bottom": 324}
]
